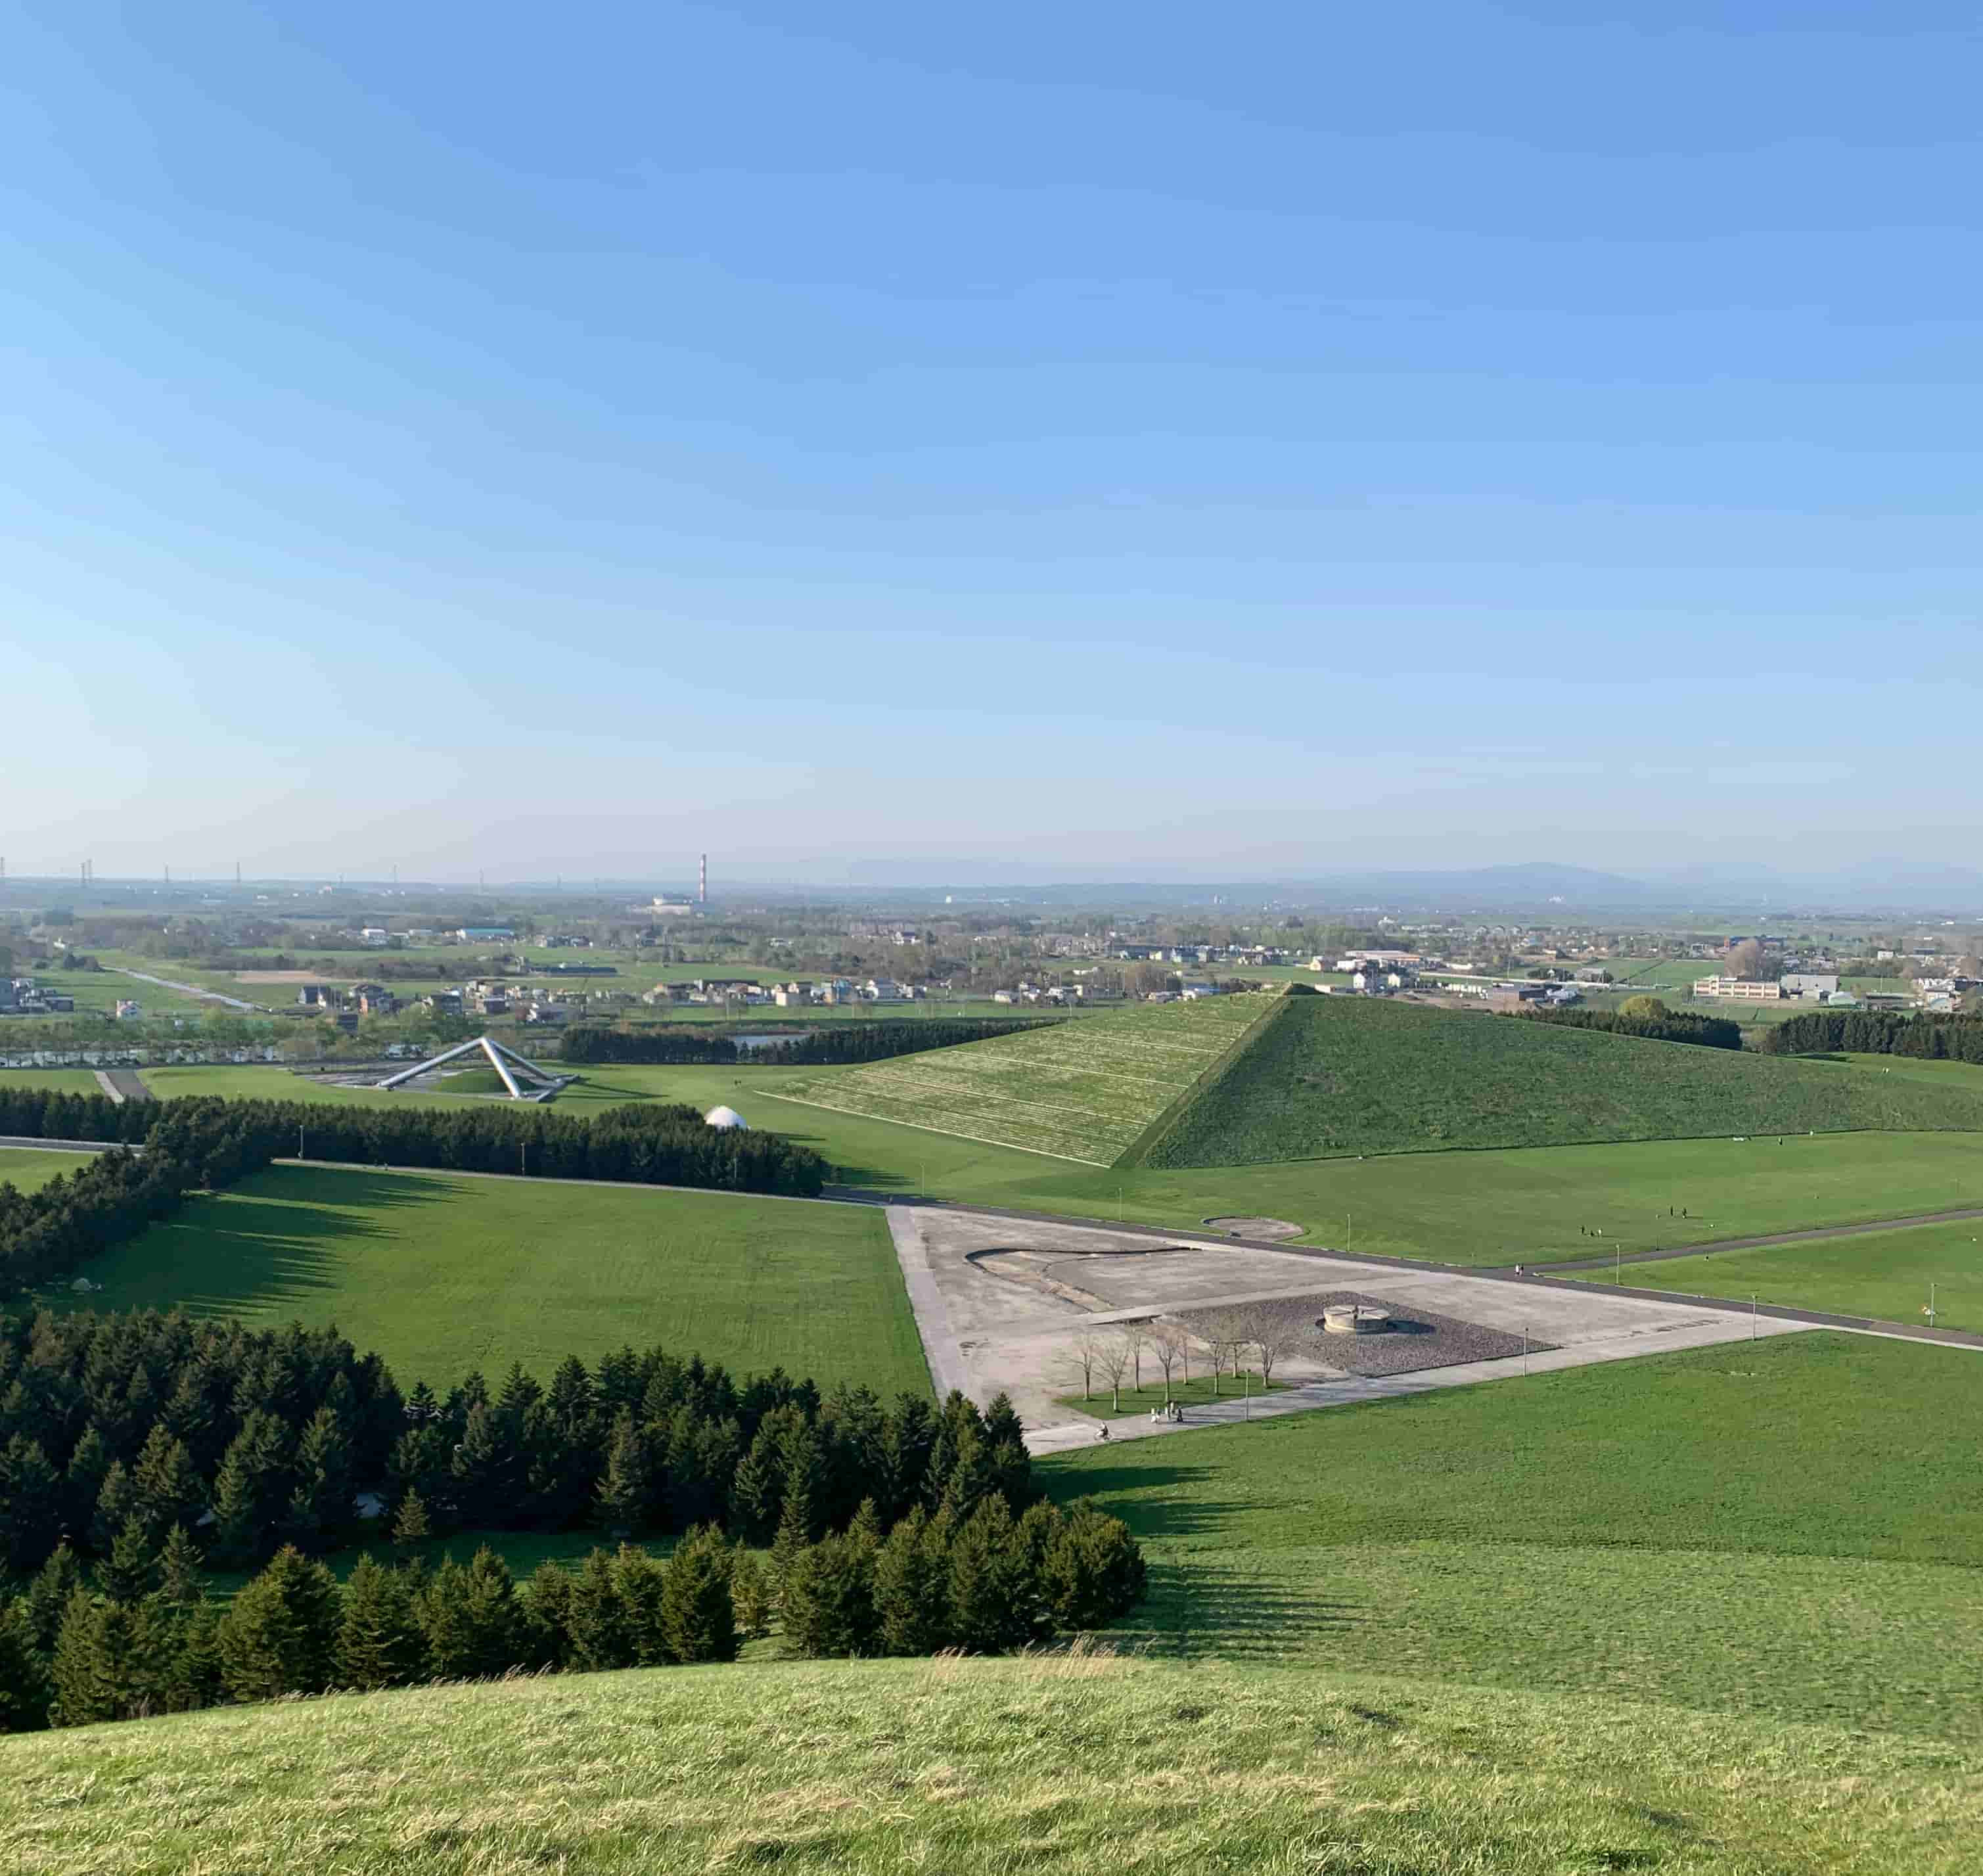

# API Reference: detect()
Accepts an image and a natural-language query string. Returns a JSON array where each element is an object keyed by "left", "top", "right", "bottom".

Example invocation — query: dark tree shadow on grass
[
  {"left": 1121, "top": 1561, "right": 1367, "bottom": 1660},
  {"left": 61, "top": 1178, "right": 447, "bottom": 1325}
]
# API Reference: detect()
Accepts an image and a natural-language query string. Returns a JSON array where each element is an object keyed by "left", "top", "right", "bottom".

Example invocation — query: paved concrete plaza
[{"left": 884, "top": 1204, "right": 1810, "bottom": 1453}]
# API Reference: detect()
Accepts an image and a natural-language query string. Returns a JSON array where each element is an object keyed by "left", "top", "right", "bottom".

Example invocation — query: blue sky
[{"left": 3, "top": 2, "right": 1978, "bottom": 882}]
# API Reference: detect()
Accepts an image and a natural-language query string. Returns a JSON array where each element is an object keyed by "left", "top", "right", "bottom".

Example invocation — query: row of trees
[
  {"left": 1514, "top": 1001, "right": 1743, "bottom": 1050},
  {"left": 2, "top": 1474, "right": 1143, "bottom": 1735},
  {"left": 1062, "top": 1302, "right": 1313, "bottom": 1408},
  {"left": 0, "top": 1151, "right": 206, "bottom": 1298},
  {"left": 1758, "top": 1009, "right": 1983, "bottom": 1061},
  {"left": 0, "top": 1305, "right": 1035, "bottom": 1578},
  {"left": 560, "top": 1017, "right": 1052, "bottom": 1068},
  {"left": 2, "top": 1494, "right": 1143, "bottom": 1733},
  {"left": 0, "top": 1087, "right": 826, "bottom": 1197},
  {"left": 0, "top": 1089, "right": 298, "bottom": 1294}
]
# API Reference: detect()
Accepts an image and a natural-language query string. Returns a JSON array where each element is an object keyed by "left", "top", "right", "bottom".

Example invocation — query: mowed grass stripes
[{"left": 773, "top": 993, "right": 1273, "bottom": 1163}]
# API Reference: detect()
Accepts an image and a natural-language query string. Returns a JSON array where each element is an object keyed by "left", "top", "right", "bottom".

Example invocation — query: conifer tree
[
  {"left": 336, "top": 1555, "right": 424, "bottom": 1689},
  {"left": 388, "top": 1421, "right": 452, "bottom": 1526},
  {"left": 777, "top": 1421, "right": 823, "bottom": 1545},
  {"left": 662, "top": 1410, "right": 712, "bottom": 1532},
  {"left": 728, "top": 1544, "right": 773, "bottom": 1641},
  {"left": 153, "top": 1523, "right": 208, "bottom": 1609},
  {"left": 0, "top": 1597, "right": 51, "bottom": 1733},
  {"left": 562, "top": 1547, "right": 633, "bottom": 1670},
  {"left": 946, "top": 1496, "right": 1030, "bottom": 1654},
  {"left": 217, "top": 1545, "right": 340, "bottom": 1701},
  {"left": 22, "top": 1544, "right": 83, "bottom": 1653},
  {"left": 155, "top": 1600, "right": 225, "bottom": 1715},
  {"left": 595, "top": 1410, "right": 656, "bottom": 1536},
  {"left": 612, "top": 1544, "right": 670, "bottom": 1666},
  {"left": 130, "top": 1425, "right": 204, "bottom": 1542},
  {"left": 158, "top": 1363, "right": 219, "bottom": 1473},
  {"left": 660, "top": 1525, "right": 738, "bottom": 1664},
  {"left": 417, "top": 1548, "right": 526, "bottom": 1680},
  {"left": 981, "top": 1393, "right": 1036, "bottom": 1511},
  {"left": 289, "top": 1405, "right": 353, "bottom": 1549},
  {"left": 61, "top": 1425, "right": 112, "bottom": 1541},
  {"left": 727, "top": 1424, "right": 783, "bottom": 1545},
  {"left": 779, "top": 1531, "right": 878, "bottom": 1659},
  {"left": 519, "top": 1562, "right": 574, "bottom": 1668},
  {"left": 881, "top": 1395, "right": 935, "bottom": 1523},
  {"left": 873, "top": 1507, "right": 950, "bottom": 1656},
  {"left": 208, "top": 1411, "right": 291, "bottom": 1569},
  {"left": 935, "top": 1425, "right": 998, "bottom": 1527},
  {"left": 449, "top": 1402, "right": 516, "bottom": 1530},
  {"left": 392, "top": 1486, "right": 432, "bottom": 1553},
  {"left": 0, "top": 1435, "right": 61, "bottom": 1574},
  {"left": 97, "top": 1516, "right": 158, "bottom": 1605},
  {"left": 1043, "top": 1506, "right": 1147, "bottom": 1629},
  {"left": 89, "top": 1457, "right": 138, "bottom": 1552},
  {"left": 49, "top": 1590, "right": 129, "bottom": 1728},
  {"left": 846, "top": 1498, "right": 884, "bottom": 1553},
  {"left": 459, "top": 1546, "right": 525, "bottom": 1675}
]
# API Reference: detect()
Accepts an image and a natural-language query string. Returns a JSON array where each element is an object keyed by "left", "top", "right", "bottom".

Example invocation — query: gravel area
[
  {"left": 1181, "top": 1289, "right": 1553, "bottom": 1379},
  {"left": 1304, "top": 1291, "right": 1553, "bottom": 1377},
  {"left": 1202, "top": 1215, "right": 1305, "bottom": 1239}
]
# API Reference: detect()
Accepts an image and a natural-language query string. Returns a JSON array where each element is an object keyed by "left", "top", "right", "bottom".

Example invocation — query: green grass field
[
  {"left": 0, "top": 1146, "right": 95, "bottom": 1194},
  {"left": 1134, "top": 994, "right": 1983, "bottom": 1166},
  {"left": 10, "top": 1654, "right": 1974, "bottom": 1876},
  {"left": 1043, "top": 1332, "right": 1983, "bottom": 1743},
  {"left": 776, "top": 993, "right": 1276, "bottom": 1164},
  {"left": 0, "top": 1069, "right": 108, "bottom": 1095},
  {"left": 1574, "top": 1218, "right": 1983, "bottom": 1329},
  {"left": 18, "top": 1059, "right": 1983, "bottom": 1271},
  {"left": 1837, "top": 1051, "right": 1983, "bottom": 1087},
  {"left": 47, "top": 1163, "right": 928, "bottom": 1396}
]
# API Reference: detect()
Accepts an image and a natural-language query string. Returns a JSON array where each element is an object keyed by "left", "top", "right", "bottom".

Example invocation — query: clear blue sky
[{"left": 3, "top": 3, "right": 1977, "bottom": 882}]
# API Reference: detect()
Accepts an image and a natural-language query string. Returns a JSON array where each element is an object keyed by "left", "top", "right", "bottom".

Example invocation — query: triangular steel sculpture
[{"left": 372, "top": 1034, "right": 577, "bottom": 1102}]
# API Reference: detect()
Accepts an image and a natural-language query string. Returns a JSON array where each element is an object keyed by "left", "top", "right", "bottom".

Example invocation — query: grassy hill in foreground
[
  {"left": 773, "top": 992, "right": 1273, "bottom": 1164},
  {"left": 1135, "top": 994, "right": 1983, "bottom": 1166},
  {"left": 4, "top": 1656, "right": 1974, "bottom": 1876}
]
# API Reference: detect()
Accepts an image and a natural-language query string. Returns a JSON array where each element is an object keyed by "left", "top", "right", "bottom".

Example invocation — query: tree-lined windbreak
[{"left": 0, "top": 1087, "right": 826, "bottom": 1196}]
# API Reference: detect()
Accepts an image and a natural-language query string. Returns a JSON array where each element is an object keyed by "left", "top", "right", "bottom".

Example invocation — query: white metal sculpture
[{"left": 372, "top": 1035, "right": 576, "bottom": 1102}]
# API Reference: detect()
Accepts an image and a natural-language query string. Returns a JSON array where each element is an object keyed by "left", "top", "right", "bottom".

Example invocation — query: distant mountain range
[
  {"left": 836, "top": 858, "right": 1983, "bottom": 913},
  {"left": 1294, "top": 860, "right": 1983, "bottom": 914}
]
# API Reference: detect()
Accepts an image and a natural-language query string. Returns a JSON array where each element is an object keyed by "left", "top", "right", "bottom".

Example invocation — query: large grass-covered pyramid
[{"left": 773, "top": 991, "right": 1983, "bottom": 1168}]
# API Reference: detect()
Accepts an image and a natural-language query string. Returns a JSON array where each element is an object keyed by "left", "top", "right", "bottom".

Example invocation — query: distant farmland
[
  {"left": 774, "top": 993, "right": 1274, "bottom": 1164},
  {"left": 1133, "top": 995, "right": 1983, "bottom": 1166}
]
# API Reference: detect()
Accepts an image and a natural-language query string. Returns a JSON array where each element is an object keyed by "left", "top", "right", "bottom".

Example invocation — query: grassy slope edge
[
  {"left": 1111, "top": 990, "right": 1292, "bottom": 1170},
  {"left": 3, "top": 1657, "right": 1975, "bottom": 1876}
]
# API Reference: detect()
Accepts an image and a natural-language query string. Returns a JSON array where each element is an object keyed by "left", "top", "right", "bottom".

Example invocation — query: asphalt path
[{"left": 110, "top": 967, "right": 271, "bottom": 1013}]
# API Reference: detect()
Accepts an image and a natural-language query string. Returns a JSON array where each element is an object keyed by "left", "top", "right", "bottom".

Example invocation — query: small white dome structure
[{"left": 704, "top": 1105, "right": 749, "bottom": 1130}]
